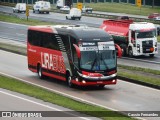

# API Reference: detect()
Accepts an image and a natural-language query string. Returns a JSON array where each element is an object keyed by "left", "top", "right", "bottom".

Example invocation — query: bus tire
[
  {"left": 66, "top": 73, "right": 73, "bottom": 88},
  {"left": 37, "top": 65, "right": 44, "bottom": 79}
]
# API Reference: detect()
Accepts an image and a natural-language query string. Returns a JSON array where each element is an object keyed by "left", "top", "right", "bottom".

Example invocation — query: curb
[{"left": 118, "top": 76, "right": 160, "bottom": 90}]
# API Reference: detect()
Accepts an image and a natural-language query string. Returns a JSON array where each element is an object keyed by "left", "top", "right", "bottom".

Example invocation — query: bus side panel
[
  {"left": 27, "top": 43, "right": 38, "bottom": 73},
  {"left": 37, "top": 47, "right": 66, "bottom": 81}
]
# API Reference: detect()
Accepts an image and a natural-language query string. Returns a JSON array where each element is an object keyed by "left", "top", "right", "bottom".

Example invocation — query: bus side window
[
  {"left": 28, "top": 30, "right": 40, "bottom": 46},
  {"left": 41, "top": 33, "right": 59, "bottom": 50}
]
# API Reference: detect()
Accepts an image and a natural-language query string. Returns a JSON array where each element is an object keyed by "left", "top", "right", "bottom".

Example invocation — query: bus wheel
[
  {"left": 38, "top": 65, "right": 44, "bottom": 79},
  {"left": 67, "top": 75, "right": 73, "bottom": 88}
]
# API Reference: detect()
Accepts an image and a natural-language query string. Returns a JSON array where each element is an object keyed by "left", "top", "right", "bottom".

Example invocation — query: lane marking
[
  {"left": 0, "top": 90, "right": 91, "bottom": 120},
  {"left": 119, "top": 80, "right": 160, "bottom": 92},
  {"left": 0, "top": 72, "right": 145, "bottom": 120}
]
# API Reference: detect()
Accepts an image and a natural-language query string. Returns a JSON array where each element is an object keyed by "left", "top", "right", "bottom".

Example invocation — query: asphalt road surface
[{"left": 0, "top": 50, "right": 160, "bottom": 120}]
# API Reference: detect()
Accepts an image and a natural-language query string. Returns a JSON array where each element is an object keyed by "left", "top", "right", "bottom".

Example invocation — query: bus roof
[{"left": 28, "top": 25, "right": 112, "bottom": 41}]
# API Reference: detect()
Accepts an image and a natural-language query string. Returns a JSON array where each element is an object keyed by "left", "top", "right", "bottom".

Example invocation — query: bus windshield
[{"left": 79, "top": 42, "right": 116, "bottom": 71}]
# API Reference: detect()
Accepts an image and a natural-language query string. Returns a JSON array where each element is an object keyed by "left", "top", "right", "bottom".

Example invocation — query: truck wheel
[
  {"left": 33, "top": 9, "right": 35, "bottom": 13},
  {"left": 71, "top": 17, "right": 75, "bottom": 20},
  {"left": 149, "top": 54, "right": 154, "bottom": 57},
  {"left": 128, "top": 48, "right": 133, "bottom": 57},
  {"left": 120, "top": 44, "right": 127, "bottom": 56},
  {"left": 79, "top": 17, "right": 81, "bottom": 20},
  {"left": 66, "top": 16, "right": 68, "bottom": 19},
  {"left": 37, "top": 65, "right": 44, "bottom": 79}
]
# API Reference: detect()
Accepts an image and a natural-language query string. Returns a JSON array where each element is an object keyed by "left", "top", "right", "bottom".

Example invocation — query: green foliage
[
  {"left": 83, "top": 3, "right": 160, "bottom": 16},
  {"left": 0, "top": 13, "right": 58, "bottom": 25},
  {"left": 118, "top": 64, "right": 160, "bottom": 75}
]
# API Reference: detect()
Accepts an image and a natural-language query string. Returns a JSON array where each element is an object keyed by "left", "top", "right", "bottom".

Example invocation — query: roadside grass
[
  {"left": 118, "top": 72, "right": 160, "bottom": 86},
  {"left": 118, "top": 65, "right": 160, "bottom": 86},
  {"left": 118, "top": 64, "right": 160, "bottom": 75},
  {"left": 0, "top": 75, "right": 133, "bottom": 120},
  {"left": 0, "top": 13, "right": 59, "bottom": 26},
  {"left": 81, "top": 3, "right": 160, "bottom": 16}
]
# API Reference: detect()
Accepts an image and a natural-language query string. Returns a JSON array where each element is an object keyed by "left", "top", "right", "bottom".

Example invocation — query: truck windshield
[
  {"left": 137, "top": 29, "right": 156, "bottom": 39},
  {"left": 79, "top": 42, "right": 116, "bottom": 71}
]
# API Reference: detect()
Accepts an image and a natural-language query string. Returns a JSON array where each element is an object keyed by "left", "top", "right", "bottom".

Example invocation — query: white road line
[
  {"left": 0, "top": 90, "right": 91, "bottom": 120},
  {"left": 0, "top": 72, "right": 145, "bottom": 120},
  {"left": 119, "top": 80, "right": 160, "bottom": 92}
]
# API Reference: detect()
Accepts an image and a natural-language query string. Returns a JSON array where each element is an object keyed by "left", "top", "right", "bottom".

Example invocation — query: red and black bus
[{"left": 27, "top": 25, "right": 122, "bottom": 88}]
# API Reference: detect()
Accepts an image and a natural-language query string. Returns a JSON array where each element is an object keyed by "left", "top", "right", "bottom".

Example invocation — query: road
[
  {"left": 0, "top": 21, "right": 160, "bottom": 70},
  {"left": 0, "top": 50, "right": 160, "bottom": 120},
  {"left": 0, "top": 88, "right": 98, "bottom": 120}
]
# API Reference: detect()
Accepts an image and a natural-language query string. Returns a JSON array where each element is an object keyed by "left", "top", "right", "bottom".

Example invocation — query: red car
[{"left": 148, "top": 13, "right": 160, "bottom": 19}]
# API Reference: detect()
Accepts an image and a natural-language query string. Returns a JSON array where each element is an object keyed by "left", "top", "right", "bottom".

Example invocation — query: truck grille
[{"left": 142, "top": 40, "right": 153, "bottom": 53}]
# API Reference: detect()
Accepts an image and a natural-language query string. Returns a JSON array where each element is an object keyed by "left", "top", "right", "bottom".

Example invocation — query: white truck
[
  {"left": 33, "top": 1, "right": 51, "bottom": 14},
  {"left": 56, "top": 0, "right": 65, "bottom": 9},
  {"left": 66, "top": 8, "right": 81, "bottom": 20},
  {"left": 100, "top": 20, "right": 158, "bottom": 57},
  {"left": 13, "top": 3, "right": 26, "bottom": 13}
]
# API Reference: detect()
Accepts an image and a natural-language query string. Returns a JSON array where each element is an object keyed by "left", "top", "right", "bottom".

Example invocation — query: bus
[{"left": 27, "top": 25, "right": 122, "bottom": 88}]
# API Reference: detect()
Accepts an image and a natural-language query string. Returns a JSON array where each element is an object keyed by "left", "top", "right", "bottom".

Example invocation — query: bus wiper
[
  {"left": 91, "top": 57, "right": 97, "bottom": 70},
  {"left": 100, "top": 53, "right": 109, "bottom": 69}
]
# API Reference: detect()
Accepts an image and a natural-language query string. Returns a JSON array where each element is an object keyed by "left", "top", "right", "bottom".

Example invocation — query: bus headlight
[
  {"left": 82, "top": 80, "right": 86, "bottom": 84},
  {"left": 112, "top": 80, "right": 116, "bottom": 83},
  {"left": 75, "top": 78, "right": 79, "bottom": 82}
]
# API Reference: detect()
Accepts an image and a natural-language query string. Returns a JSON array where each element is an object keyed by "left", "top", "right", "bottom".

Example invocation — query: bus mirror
[
  {"left": 115, "top": 44, "right": 122, "bottom": 58},
  {"left": 73, "top": 44, "right": 81, "bottom": 58}
]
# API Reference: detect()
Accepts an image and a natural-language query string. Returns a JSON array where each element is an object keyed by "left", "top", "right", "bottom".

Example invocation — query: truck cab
[
  {"left": 100, "top": 20, "right": 158, "bottom": 57},
  {"left": 66, "top": 8, "right": 81, "bottom": 20},
  {"left": 128, "top": 22, "right": 157, "bottom": 57}
]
